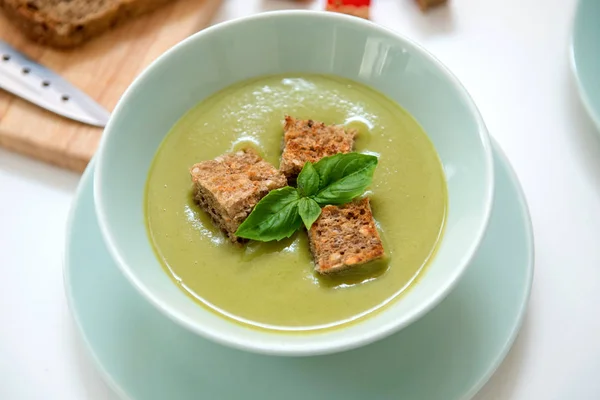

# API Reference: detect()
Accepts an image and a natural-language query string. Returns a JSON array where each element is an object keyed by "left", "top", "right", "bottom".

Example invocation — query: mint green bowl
[
  {"left": 572, "top": 0, "right": 600, "bottom": 130},
  {"left": 94, "top": 10, "right": 494, "bottom": 356}
]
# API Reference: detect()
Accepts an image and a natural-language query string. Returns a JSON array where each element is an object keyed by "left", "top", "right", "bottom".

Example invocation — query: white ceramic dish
[
  {"left": 93, "top": 10, "right": 494, "bottom": 356},
  {"left": 571, "top": 0, "right": 600, "bottom": 131},
  {"left": 68, "top": 140, "right": 529, "bottom": 399}
]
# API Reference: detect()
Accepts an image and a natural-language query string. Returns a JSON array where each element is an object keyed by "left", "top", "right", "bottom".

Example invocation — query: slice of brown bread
[
  {"left": 0, "top": 0, "right": 173, "bottom": 47},
  {"left": 308, "top": 197, "right": 385, "bottom": 274},
  {"left": 280, "top": 116, "right": 356, "bottom": 183},
  {"left": 416, "top": 0, "right": 448, "bottom": 11},
  {"left": 190, "top": 148, "right": 287, "bottom": 244}
]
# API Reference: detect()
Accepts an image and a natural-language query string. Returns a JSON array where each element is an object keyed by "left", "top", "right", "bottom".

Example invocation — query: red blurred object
[{"left": 326, "top": 0, "right": 370, "bottom": 19}]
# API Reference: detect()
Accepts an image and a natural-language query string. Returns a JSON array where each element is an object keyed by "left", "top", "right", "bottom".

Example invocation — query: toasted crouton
[
  {"left": 280, "top": 116, "right": 356, "bottom": 182},
  {"left": 190, "top": 149, "right": 287, "bottom": 244},
  {"left": 308, "top": 198, "right": 385, "bottom": 274},
  {"left": 416, "top": 0, "right": 447, "bottom": 11}
]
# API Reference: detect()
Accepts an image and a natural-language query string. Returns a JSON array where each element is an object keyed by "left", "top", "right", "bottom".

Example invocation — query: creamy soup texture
[{"left": 145, "top": 74, "right": 447, "bottom": 332}]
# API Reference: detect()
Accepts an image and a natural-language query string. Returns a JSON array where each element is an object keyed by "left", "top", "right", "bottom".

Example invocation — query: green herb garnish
[
  {"left": 298, "top": 197, "right": 322, "bottom": 230},
  {"left": 235, "top": 153, "right": 378, "bottom": 242}
]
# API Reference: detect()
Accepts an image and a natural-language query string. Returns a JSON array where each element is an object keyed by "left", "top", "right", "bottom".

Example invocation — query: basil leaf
[
  {"left": 313, "top": 153, "right": 378, "bottom": 190},
  {"left": 297, "top": 162, "right": 320, "bottom": 197},
  {"left": 312, "top": 153, "right": 378, "bottom": 205},
  {"left": 298, "top": 197, "right": 322, "bottom": 230},
  {"left": 235, "top": 187, "right": 302, "bottom": 241}
]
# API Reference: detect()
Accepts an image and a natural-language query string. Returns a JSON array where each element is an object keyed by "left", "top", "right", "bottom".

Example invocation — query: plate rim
[
  {"left": 63, "top": 140, "right": 534, "bottom": 400},
  {"left": 570, "top": 0, "right": 600, "bottom": 131},
  {"left": 460, "top": 142, "right": 535, "bottom": 400}
]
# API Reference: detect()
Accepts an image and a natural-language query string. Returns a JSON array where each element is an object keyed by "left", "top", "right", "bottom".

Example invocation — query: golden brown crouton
[
  {"left": 279, "top": 116, "right": 356, "bottom": 182},
  {"left": 190, "top": 149, "right": 287, "bottom": 244},
  {"left": 416, "top": 0, "right": 447, "bottom": 11},
  {"left": 308, "top": 198, "right": 385, "bottom": 274}
]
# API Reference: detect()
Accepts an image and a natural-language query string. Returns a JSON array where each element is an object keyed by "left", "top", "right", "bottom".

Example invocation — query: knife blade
[{"left": 0, "top": 40, "right": 110, "bottom": 127}]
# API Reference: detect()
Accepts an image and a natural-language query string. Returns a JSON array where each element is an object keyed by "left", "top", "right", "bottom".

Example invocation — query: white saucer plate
[{"left": 64, "top": 140, "right": 533, "bottom": 400}]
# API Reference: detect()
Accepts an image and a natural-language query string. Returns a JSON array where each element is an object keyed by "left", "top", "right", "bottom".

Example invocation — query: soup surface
[{"left": 145, "top": 74, "right": 447, "bottom": 332}]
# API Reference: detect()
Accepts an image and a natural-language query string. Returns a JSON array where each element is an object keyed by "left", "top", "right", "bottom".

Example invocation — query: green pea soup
[{"left": 145, "top": 74, "right": 447, "bottom": 333}]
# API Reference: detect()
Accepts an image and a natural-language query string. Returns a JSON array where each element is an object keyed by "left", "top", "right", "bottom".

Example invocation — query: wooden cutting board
[{"left": 0, "top": 0, "right": 223, "bottom": 173}]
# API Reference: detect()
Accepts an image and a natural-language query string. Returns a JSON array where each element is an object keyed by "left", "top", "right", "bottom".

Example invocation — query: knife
[{"left": 0, "top": 40, "right": 110, "bottom": 127}]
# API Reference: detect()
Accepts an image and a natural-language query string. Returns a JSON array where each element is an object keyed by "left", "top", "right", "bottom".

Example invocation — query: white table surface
[{"left": 2, "top": 0, "right": 600, "bottom": 399}]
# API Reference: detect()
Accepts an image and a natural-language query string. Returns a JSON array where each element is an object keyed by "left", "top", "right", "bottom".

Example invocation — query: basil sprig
[{"left": 235, "top": 153, "right": 378, "bottom": 242}]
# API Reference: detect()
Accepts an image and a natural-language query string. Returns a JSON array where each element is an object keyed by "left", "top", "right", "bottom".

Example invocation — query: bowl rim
[
  {"left": 570, "top": 0, "right": 600, "bottom": 132},
  {"left": 93, "top": 9, "right": 495, "bottom": 357}
]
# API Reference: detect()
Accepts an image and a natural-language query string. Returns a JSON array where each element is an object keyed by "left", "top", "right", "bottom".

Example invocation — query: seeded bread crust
[
  {"left": 280, "top": 116, "right": 356, "bottom": 182},
  {"left": 190, "top": 149, "right": 287, "bottom": 244},
  {"left": 0, "top": 0, "right": 173, "bottom": 48},
  {"left": 308, "top": 197, "right": 385, "bottom": 274},
  {"left": 416, "top": 0, "right": 447, "bottom": 11}
]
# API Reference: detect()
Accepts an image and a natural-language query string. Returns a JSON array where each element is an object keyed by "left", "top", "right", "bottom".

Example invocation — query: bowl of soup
[{"left": 94, "top": 10, "right": 494, "bottom": 356}]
